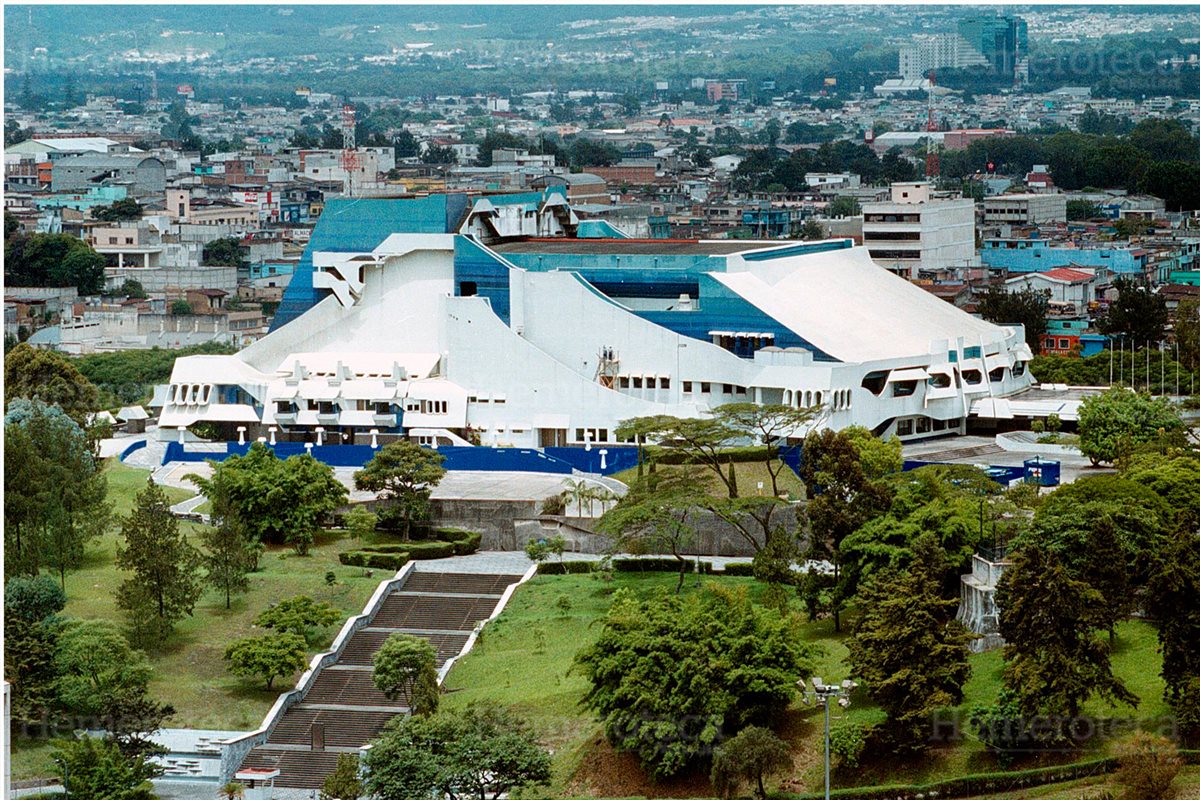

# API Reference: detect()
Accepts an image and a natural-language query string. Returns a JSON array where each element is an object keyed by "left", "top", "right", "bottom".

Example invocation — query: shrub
[
  {"left": 1115, "top": 732, "right": 1181, "bottom": 800},
  {"left": 338, "top": 551, "right": 409, "bottom": 569},
  {"left": 540, "top": 494, "right": 567, "bottom": 515},
  {"left": 436, "top": 528, "right": 477, "bottom": 543},
  {"left": 537, "top": 560, "right": 599, "bottom": 574},
  {"left": 448, "top": 531, "right": 482, "bottom": 555},
  {"left": 403, "top": 541, "right": 456, "bottom": 560},
  {"left": 721, "top": 562, "right": 756, "bottom": 576},
  {"left": 830, "top": 722, "right": 872, "bottom": 770},
  {"left": 612, "top": 557, "right": 713, "bottom": 573}
]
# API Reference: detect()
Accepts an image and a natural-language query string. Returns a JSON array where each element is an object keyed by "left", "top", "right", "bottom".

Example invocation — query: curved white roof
[{"left": 714, "top": 246, "right": 1007, "bottom": 363}]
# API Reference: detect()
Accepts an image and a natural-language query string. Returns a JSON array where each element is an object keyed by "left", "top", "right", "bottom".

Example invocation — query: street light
[
  {"left": 798, "top": 676, "right": 858, "bottom": 800},
  {"left": 53, "top": 755, "right": 69, "bottom": 798}
]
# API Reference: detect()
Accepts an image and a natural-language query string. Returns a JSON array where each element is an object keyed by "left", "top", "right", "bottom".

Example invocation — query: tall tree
[
  {"left": 52, "top": 736, "right": 158, "bottom": 800},
  {"left": 354, "top": 440, "right": 446, "bottom": 541},
  {"left": 4, "top": 575, "right": 65, "bottom": 726},
  {"left": 1098, "top": 277, "right": 1169, "bottom": 346},
  {"left": 798, "top": 428, "right": 894, "bottom": 630},
  {"left": 597, "top": 468, "right": 706, "bottom": 593},
  {"left": 1148, "top": 529, "right": 1200, "bottom": 740},
  {"left": 1175, "top": 296, "right": 1200, "bottom": 373},
  {"left": 4, "top": 399, "right": 109, "bottom": 581},
  {"left": 321, "top": 753, "right": 364, "bottom": 800},
  {"left": 846, "top": 538, "right": 973, "bottom": 753},
  {"left": 996, "top": 543, "right": 1137, "bottom": 720},
  {"left": 373, "top": 633, "right": 440, "bottom": 716},
  {"left": 977, "top": 285, "right": 1049, "bottom": 354},
  {"left": 116, "top": 478, "right": 203, "bottom": 644},
  {"left": 199, "top": 496, "right": 255, "bottom": 609},
  {"left": 255, "top": 595, "right": 340, "bottom": 643},
  {"left": 4, "top": 343, "right": 100, "bottom": 424}
]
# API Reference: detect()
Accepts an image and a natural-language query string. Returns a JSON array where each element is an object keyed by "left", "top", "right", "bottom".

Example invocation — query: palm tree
[
  {"left": 219, "top": 782, "right": 245, "bottom": 800},
  {"left": 562, "top": 478, "right": 588, "bottom": 516}
]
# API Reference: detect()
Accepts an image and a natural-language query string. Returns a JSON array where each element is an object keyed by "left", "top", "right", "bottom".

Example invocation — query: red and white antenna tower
[
  {"left": 340, "top": 104, "right": 358, "bottom": 196},
  {"left": 925, "top": 70, "right": 939, "bottom": 179}
]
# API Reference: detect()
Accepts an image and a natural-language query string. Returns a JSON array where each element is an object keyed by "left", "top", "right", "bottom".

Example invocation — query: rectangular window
[
  {"left": 575, "top": 428, "right": 584, "bottom": 442},
  {"left": 701, "top": 382, "right": 711, "bottom": 394},
  {"left": 1059, "top": 338, "right": 1070, "bottom": 349},
  {"left": 897, "top": 419, "right": 914, "bottom": 436},
  {"left": 660, "top": 377, "right": 670, "bottom": 390},
  {"left": 459, "top": 281, "right": 477, "bottom": 297},
  {"left": 723, "top": 383, "right": 733, "bottom": 394},
  {"left": 682, "top": 381, "right": 692, "bottom": 393},
  {"left": 735, "top": 386, "right": 746, "bottom": 395},
  {"left": 646, "top": 377, "right": 656, "bottom": 389},
  {"left": 598, "top": 429, "right": 608, "bottom": 443},
  {"left": 633, "top": 377, "right": 643, "bottom": 389},
  {"left": 619, "top": 377, "right": 630, "bottom": 389}
]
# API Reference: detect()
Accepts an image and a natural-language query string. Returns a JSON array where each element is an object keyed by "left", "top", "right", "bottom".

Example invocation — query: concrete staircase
[{"left": 234, "top": 569, "right": 524, "bottom": 789}]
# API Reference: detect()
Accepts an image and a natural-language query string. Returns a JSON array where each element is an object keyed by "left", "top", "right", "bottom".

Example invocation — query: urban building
[
  {"left": 1004, "top": 267, "right": 1097, "bottom": 317},
  {"left": 982, "top": 193, "right": 1068, "bottom": 226},
  {"left": 862, "top": 182, "right": 977, "bottom": 279},
  {"left": 160, "top": 191, "right": 1036, "bottom": 450},
  {"left": 50, "top": 154, "right": 166, "bottom": 197}
]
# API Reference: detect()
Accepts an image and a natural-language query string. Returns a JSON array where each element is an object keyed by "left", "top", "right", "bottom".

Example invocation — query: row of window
[
  {"left": 619, "top": 376, "right": 670, "bottom": 390},
  {"left": 574, "top": 428, "right": 610, "bottom": 443},
  {"left": 864, "top": 213, "right": 921, "bottom": 223},
  {"left": 896, "top": 417, "right": 961, "bottom": 436},
  {"left": 276, "top": 400, "right": 395, "bottom": 415},
  {"left": 868, "top": 248, "right": 921, "bottom": 260},
  {"left": 406, "top": 399, "right": 448, "bottom": 415},
  {"left": 681, "top": 381, "right": 748, "bottom": 396}
]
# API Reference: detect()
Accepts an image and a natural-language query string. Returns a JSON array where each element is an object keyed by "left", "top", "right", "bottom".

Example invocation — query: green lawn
[
  {"left": 441, "top": 573, "right": 1170, "bottom": 798},
  {"left": 12, "top": 460, "right": 387, "bottom": 780}
]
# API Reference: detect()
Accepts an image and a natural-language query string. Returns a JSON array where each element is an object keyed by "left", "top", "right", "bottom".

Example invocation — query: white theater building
[{"left": 159, "top": 192, "right": 1036, "bottom": 451}]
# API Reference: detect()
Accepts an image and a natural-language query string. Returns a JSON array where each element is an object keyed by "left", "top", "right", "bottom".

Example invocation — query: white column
[{"left": 236, "top": 426, "right": 246, "bottom": 445}]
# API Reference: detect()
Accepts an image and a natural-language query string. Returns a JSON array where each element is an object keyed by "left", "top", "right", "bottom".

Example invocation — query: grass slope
[
  {"left": 12, "top": 460, "right": 385, "bottom": 780},
  {"left": 441, "top": 573, "right": 1170, "bottom": 798}
]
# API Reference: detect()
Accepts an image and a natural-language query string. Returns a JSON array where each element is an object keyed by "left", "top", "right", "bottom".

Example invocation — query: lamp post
[
  {"left": 53, "top": 755, "right": 69, "bottom": 798},
  {"left": 798, "top": 676, "right": 857, "bottom": 800}
]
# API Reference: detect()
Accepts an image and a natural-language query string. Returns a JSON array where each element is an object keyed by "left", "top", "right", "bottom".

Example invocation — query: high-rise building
[
  {"left": 957, "top": 15, "right": 1027, "bottom": 77},
  {"left": 898, "top": 33, "right": 988, "bottom": 81}
]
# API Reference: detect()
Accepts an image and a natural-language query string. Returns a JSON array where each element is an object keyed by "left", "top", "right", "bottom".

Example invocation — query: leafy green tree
[
  {"left": 363, "top": 702, "right": 551, "bottom": 800},
  {"left": 797, "top": 219, "right": 825, "bottom": 240},
  {"left": 55, "top": 248, "right": 106, "bottom": 295},
  {"left": 52, "top": 735, "right": 158, "bottom": 800},
  {"left": 1122, "top": 453, "right": 1200, "bottom": 532},
  {"left": 202, "top": 237, "right": 248, "bottom": 269},
  {"left": 256, "top": 596, "right": 341, "bottom": 642},
  {"left": 116, "top": 478, "right": 203, "bottom": 643},
  {"left": 575, "top": 584, "right": 816, "bottom": 777},
  {"left": 826, "top": 195, "right": 861, "bottom": 218},
  {"left": 996, "top": 543, "right": 1137, "bottom": 721},
  {"left": 4, "top": 399, "right": 108, "bottom": 581},
  {"left": 710, "top": 725, "right": 792, "bottom": 800},
  {"left": 1099, "top": 277, "right": 1169, "bottom": 345},
  {"left": 568, "top": 139, "right": 621, "bottom": 168},
  {"left": 4, "top": 575, "right": 64, "bottom": 725},
  {"left": 597, "top": 468, "right": 706, "bottom": 593},
  {"left": 225, "top": 632, "right": 308, "bottom": 690},
  {"left": 5, "top": 343, "right": 100, "bottom": 424},
  {"left": 1077, "top": 387, "right": 1184, "bottom": 465},
  {"left": 474, "top": 130, "right": 529, "bottom": 166},
  {"left": 392, "top": 130, "right": 420, "bottom": 160},
  {"left": 1148, "top": 529, "right": 1200, "bottom": 740},
  {"left": 190, "top": 444, "right": 347, "bottom": 554},
  {"left": 119, "top": 279, "right": 148, "bottom": 299},
  {"left": 1017, "top": 474, "right": 1166, "bottom": 587},
  {"left": 170, "top": 299, "right": 194, "bottom": 316},
  {"left": 321, "top": 753, "right": 363, "bottom": 800},
  {"left": 4, "top": 232, "right": 108, "bottom": 294},
  {"left": 846, "top": 538, "right": 973, "bottom": 753},
  {"left": 56, "top": 618, "right": 174, "bottom": 757},
  {"left": 92, "top": 199, "right": 143, "bottom": 222},
  {"left": 798, "top": 428, "right": 894, "bottom": 630},
  {"left": 373, "top": 633, "right": 439, "bottom": 715},
  {"left": 199, "top": 496, "right": 255, "bottom": 609},
  {"left": 421, "top": 144, "right": 458, "bottom": 165},
  {"left": 977, "top": 285, "right": 1049, "bottom": 354},
  {"left": 344, "top": 505, "right": 378, "bottom": 540},
  {"left": 354, "top": 440, "right": 446, "bottom": 540},
  {"left": 1174, "top": 296, "right": 1200, "bottom": 373},
  {"left": 1129, "top": 117, "right": 1199, "bottom": 163}
]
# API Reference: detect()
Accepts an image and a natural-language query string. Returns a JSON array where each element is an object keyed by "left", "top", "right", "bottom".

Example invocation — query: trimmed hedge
[
  {"left": 773, "top": 757, "right": 1122, "bottom": 800},
  {"left": 437, "top": 528, "right": 477, "bottom": 543},
  {"left": 449, "top": 530, "right": 482, "bottom": 556},
  {"left": 537, "top": 560, "right": 600, "bottom": 575},
  {"left": 338, "top": 551, "right": 409, "bottom": 569},
  {"left": 612, "top": 557, "right": 714, "bottom": 574},
  {"left": 720, "top": 562, "right": 756, "bottom": 576},
  {"left": 402, "top": 540, "right": 457, "bottom": 560}
]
